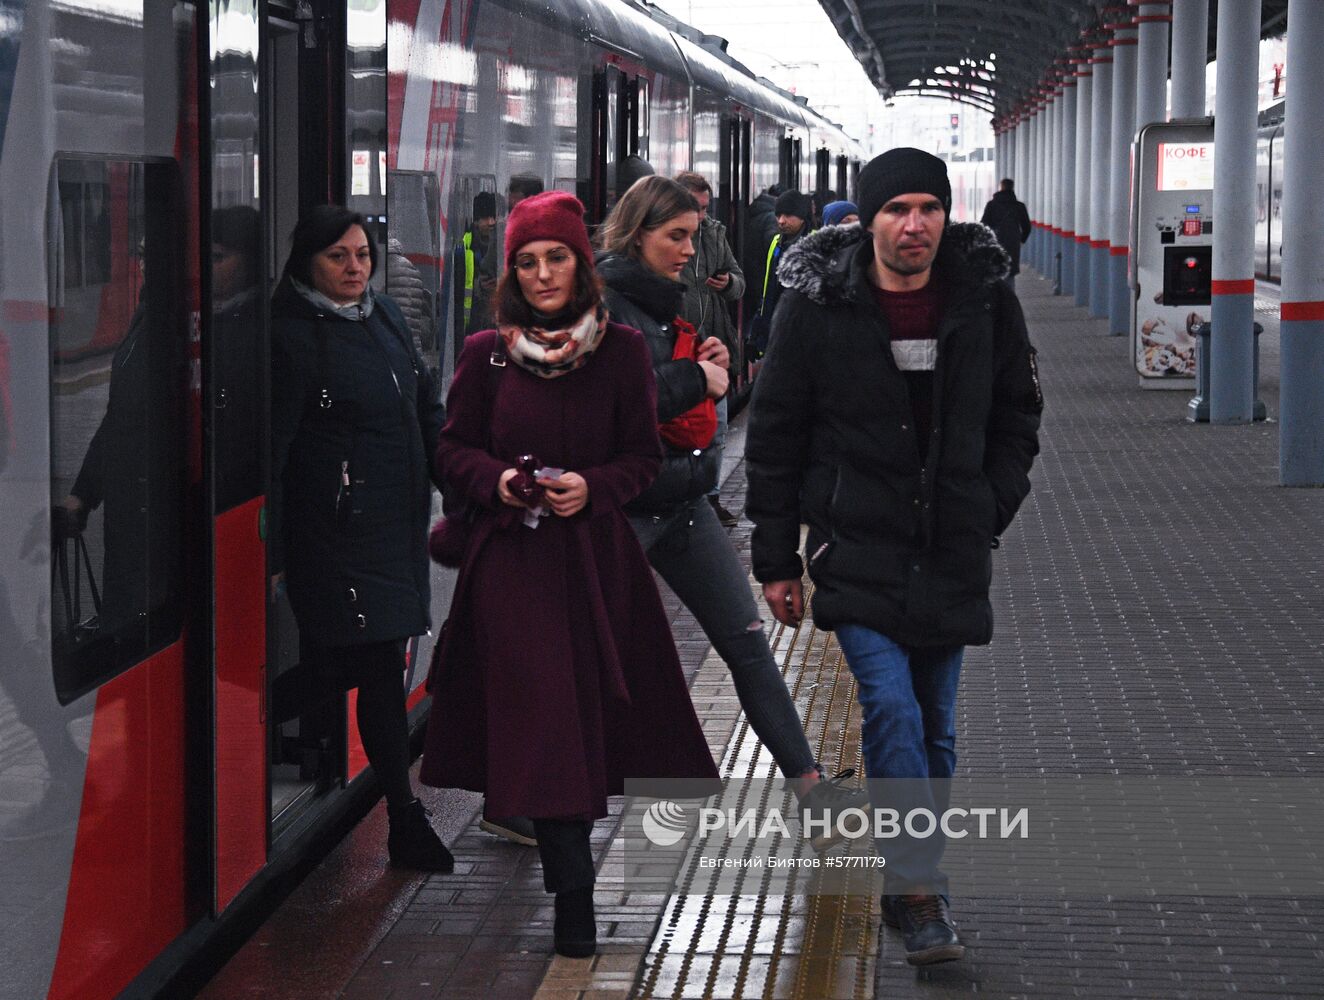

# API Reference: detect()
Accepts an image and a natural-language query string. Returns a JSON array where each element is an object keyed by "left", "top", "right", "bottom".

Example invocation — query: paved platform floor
[{"left": 200, "top": 271, "right": 1324, "bottom": 999}]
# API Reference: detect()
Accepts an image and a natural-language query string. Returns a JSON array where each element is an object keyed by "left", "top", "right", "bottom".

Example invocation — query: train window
[
  {"left": 446, "top": 174, "right": 498, "bottom": 371},
  {"left": 635, "top": 77, "right": 650, "bottom": 161},
  {"left": 815, "top": 148, "right": 830, "bottom": 197},
  {"left": 47, "top": 157, "right": 186, "bottom": 705},
  {"left": 386, "top": 170, "right": 442, "bottom": 365}
]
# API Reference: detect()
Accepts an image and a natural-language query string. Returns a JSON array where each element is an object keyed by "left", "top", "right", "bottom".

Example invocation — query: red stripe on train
[{"left": 47, "top": 644, "right": 188, "bottom": 1000}]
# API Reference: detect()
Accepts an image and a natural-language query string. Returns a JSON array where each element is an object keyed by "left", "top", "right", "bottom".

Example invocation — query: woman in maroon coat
[{"left": 419, "top": 192, "right": 717, "bottom": 958}]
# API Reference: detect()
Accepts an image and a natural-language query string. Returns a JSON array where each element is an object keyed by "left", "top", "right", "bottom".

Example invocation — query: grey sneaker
[{"left": 799, "top": 768, "right": 872, "bottom": 851}]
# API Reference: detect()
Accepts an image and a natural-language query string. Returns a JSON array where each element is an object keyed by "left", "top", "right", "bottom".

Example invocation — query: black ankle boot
[
  {"left": 553, "top": 887, "right": 596, "bottom": 958},
  {"left": 387, "top": 798, "right": 454, "bottom": 872}
]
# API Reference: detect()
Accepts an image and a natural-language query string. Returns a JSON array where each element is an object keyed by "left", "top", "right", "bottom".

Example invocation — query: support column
[
  {"left": 1032, "top": 98, "right": 1043, "bottom": 270},
  {"left": 1135, "top": 1, "right": 1171, "bottom": 128},
  {"left": 1060, "top": 70, "right": 1077, "bottom": 297},
  {"left": 1209, "top": 0, "right": 1260, "bottom": 423},
  {"left": 1073, "top": 53, "right": 1093, "bottom": 307},
  {"left": 1048, "top": 88, "right": 1062, "bottom": 292},
  {"left": 1109, "top": 16, "right": 1138, "bottom": 335},
  {"left": 1089, "top": 43, "right": 1113, "bottom": 318},
  {"left": 1170, "top": 0, "right": 1208, "bottom": 118},
  {"left": 1280, "top": 0, "right": 1324, "bottom": 483}
]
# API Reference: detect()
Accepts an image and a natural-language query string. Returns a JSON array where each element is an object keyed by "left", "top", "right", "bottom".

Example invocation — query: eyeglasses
[{"left": 514, "top": 251, "right": 575, "bottom": 273}]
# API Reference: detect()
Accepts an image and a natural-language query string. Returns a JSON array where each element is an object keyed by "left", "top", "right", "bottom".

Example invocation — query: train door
[
  {"left": 722, "top": 114, "right": 752, "bottom": 385},
  {"left": 814, "top": 147, "right": 830, "bottom": 200},
  {"left": 259, "top": 3, "right": 349, "bottom": 843},
  {"left": 778, "top": 135, "right": 802, "bottom": 192},
  {"left": 589, "top": 63, "right": 649, "bottom": 224},
  {"left": 207, "top": 0, "right": 268, "bottom": 912}
]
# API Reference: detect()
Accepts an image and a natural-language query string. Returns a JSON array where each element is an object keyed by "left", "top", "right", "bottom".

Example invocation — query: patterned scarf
[{"left": 498, "top": 305, "right": 609, "bottom": 378}]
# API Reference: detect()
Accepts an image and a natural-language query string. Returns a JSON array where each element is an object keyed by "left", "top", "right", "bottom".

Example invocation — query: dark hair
[
  {"left": 595, "top": 176, "right": 700, "bottom": 258},
  {"left": 494, "top": 249, "right": 604, "bottom": 328},
  {"left": 212, "top": 204, "right": 261, "bottom": 260},
  {"left": 674, "top": 171, "right": 712, "bottom": 196},
  {"left": 281, "top": 205, "right": 378, "bottom": 285},
  {"left": 507, "top": 174, "right": 545, "bottom": 200},
  {"left": 1000, "top": 178, "right": 1015, "bottom": 192},
  {"left": 472, "top": 191, "right": 498, "bottom": 219}
]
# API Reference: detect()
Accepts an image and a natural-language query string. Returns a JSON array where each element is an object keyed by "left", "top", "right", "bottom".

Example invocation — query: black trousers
[
  {"left": 298, "top": 638, "right": 415, "bottom": 811},
  {"left": 532, "top": 818, "right": 595, "bottom": 893}
]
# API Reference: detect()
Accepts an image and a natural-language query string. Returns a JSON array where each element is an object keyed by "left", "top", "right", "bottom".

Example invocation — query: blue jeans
[
  {"left": 835, "top": 624, "right": 963, "bottom": 894},
  {"left": 706, "top": 397, "right": 729, "bottom": 499},
  {"left": 631, "top": 499, "right": 816, "bottom": 780}
]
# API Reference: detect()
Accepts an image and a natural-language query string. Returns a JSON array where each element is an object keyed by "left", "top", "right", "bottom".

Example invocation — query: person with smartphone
[
  {"left": 420, "top": 192, "right": 717, "bottom": 960},
  {"left": 674, "top": 171, "right": 746, "bottom": 527}
]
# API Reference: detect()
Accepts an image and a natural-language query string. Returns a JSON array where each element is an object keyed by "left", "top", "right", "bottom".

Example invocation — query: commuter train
[
  {"left": 1254, "top": 101, "right": 1284, "bottom": 283},
  {"left": 0, "top": 0, "right": 864, "bottom": 997}
]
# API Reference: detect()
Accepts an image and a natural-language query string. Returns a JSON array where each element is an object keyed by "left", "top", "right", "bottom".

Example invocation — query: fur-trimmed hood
[{"left": 776, "top": 221, "right": 1011, "bottom": 307}]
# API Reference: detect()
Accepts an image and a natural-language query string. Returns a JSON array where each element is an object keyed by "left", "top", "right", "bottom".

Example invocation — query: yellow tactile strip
[{"left": 547, "top": 576, "right": 879, "bottom": 1000}]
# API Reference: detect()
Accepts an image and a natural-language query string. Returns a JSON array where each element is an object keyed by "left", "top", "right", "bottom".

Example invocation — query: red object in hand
[{"left": 508, "top": 454, "right": 546, "bottom": 506}]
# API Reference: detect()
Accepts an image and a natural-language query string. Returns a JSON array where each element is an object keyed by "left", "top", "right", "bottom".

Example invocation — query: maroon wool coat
[{"left": 419, "top": 324, "right": 719, "bottom": 820}]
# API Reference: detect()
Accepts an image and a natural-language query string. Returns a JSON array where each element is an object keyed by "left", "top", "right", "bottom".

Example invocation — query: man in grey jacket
[{"left": 675, "top": 171, "right": 746, "bottom": 527}]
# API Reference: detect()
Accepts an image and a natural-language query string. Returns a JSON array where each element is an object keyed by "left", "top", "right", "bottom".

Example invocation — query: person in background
[
  {"left": 742, "top": 185, "right": 781, "bottom": 321},
  {"left": 674, "top": 170, "right": 745, "bottom": 528},
  {"left": 507, "top": 174, "right": 545, "bottom": 211},
  {"left": 386, "top": 237, "right": 434, "bottom": 356},
  {"left": 595, "top": 176, "right": 869, "bottom": 851},
  {"left": 613, "top": 155, "right": 654, "bottom": 204},
  {"left": 748, "top": 189, "right": 812, "bottom": 359},
  {"left": 822, "top": 200, "right": 860, "bottom": 227},
  {"left": 269, "top": 205, "right": 451, "bottom": 872},
  {"left": 980, "top": 178, "right": 1032, "bottom": 291},
  {"left": 746, "top": 148, "right": 1042, "bottom": 966},
  {"left": 420, "top": 191, "right": 717, "bottom": 959},
  {"left": 454, "top": 191, "right": 499, "bottom": 349}
]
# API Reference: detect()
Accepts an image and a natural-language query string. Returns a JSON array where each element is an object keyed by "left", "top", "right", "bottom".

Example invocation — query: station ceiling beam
[{"left": 816, "top": 0, "right": 1290, "bottom": 117}]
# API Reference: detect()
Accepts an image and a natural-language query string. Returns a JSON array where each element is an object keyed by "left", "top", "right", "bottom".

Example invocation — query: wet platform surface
[{"left": 200, "top": 271, "right": 1324, "bottom": 999}]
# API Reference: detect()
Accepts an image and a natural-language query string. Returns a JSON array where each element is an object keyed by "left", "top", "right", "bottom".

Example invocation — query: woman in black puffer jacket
[
  {"left": 269, "top": 206, "right": 451, "bottom": 872},
  {"left": 594, "top": 177, "right": 865, "bottom": 839}
]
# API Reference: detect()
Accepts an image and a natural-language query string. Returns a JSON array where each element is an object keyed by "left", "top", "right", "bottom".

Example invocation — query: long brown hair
[
  {"left": 494, "top": 249, "right": 603, "bottom": 328},
  {"left": 595, "top": 175, "right": 700, "bottom": 258}
]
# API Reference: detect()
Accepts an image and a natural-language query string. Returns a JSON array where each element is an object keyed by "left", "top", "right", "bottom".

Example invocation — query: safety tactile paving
[{"left": 633, "top": 589, "right": 879, "bottom": 1000}]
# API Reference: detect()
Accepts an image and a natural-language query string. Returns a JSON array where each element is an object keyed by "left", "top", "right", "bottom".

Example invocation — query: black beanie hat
[
  {"left": 472, "top": 191, "right": 497, "bottom": 218},
  {"left": 774, "top": 190, "right": 812, "bottom": 220},
  {"left": 857, "top": 148, "right": 952, "bottom": 227}
]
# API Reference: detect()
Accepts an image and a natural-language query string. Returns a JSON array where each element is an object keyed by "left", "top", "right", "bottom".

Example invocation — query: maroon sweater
[{"left": 871, "top": 281, "right": 942, "bottom": 459}]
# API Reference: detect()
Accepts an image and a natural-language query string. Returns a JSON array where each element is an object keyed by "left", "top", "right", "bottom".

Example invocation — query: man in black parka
[
  {"left": 980, "top": 178, "right": 1032, "bottom": 290},
  {"left": 745, "top": 148, "right": 1042, "bottom": 966}
]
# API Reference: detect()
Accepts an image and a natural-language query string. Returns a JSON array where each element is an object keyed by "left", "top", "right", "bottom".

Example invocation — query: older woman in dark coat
[
  {"left": 269, "top": 205, "right": 451, "bottom": 872},
  {"left": 420, "top": 192, "right": 717, "bottom": 959}
]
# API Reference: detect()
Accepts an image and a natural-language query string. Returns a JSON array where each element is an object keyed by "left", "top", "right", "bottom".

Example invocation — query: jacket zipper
[{"left": 336, "top": 460, "right": 350, "bottom": 513}]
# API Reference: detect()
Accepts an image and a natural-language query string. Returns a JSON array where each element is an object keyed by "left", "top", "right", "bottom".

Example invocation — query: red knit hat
[{"left": 503, "top": 191, "right": 593, "bottom": 269}]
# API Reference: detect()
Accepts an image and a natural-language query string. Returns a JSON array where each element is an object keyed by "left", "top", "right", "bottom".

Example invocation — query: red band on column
[
  {"left": 1110, "top": 245, "right": 1128, "bottom": 256},
  {"left": 1211, "top": 280, "right": 1255, "bottom": 296},
  {"left": 1281, "top": 302, "right": 1324, "bottom": 322},
  {"left": 1134, "top": 14, "right": 1173, "bottom": 23},
  {"left": 1090, "top": 239, "right": 1110, "bottom": 249},
  {"left": 1076, "top": 235, "right": 1089, "bottom": 244}
]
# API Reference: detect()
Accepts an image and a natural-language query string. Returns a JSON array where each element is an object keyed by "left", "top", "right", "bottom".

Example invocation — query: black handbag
[
  {"left": 56, "top": 530, "right": 101, "bottom": 640},
  {"left": 429, "top": 337, "right": 508, "bottom": 567}
]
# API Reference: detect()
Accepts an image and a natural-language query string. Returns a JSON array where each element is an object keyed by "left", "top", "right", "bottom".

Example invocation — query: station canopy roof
[{"left": 816, "top": 0, "right": 1289, "bottom": 123}]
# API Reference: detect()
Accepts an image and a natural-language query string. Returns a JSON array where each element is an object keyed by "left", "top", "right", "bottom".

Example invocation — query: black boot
[
  {"left": 881, "top": 894, "right": 964, "bottom": 965},
  {"left": 387, "top": 798, "right": 454, "bottom": 872},
  {"left": 553, "top": 887, "right": 597, "bottom": 958}
]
